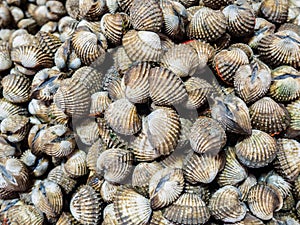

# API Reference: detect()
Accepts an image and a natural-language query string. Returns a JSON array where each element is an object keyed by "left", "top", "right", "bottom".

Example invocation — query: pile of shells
[{"left": 0, "top": 0, "right": 300, "bottom": 224}]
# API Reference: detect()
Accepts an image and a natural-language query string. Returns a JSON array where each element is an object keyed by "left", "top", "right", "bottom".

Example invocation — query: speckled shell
[
  {"left": 217, "top": 147, "right": 248, "bottom": 187},
  {"left": 214, "top": 47, "right": 249, "bottom": 85},
  {"left": 89, "top": 91, "right": 111, "bottom": 116},
  {"left": 129, "top": 0, "right": 163, "bottom": 32},
  {"left": 238, "top": 174, "right": 257, "bottom": 202},
  {"left": 222, "top": 1, "right": 255, "bottom": 37},
  {"left": 249, "top": 97, "right": 290, "bottom": 135},
  {"left": 0, "top": 136, "right": 16, "bottom": 158},
  {"left": 64, "top": 149, "right": 88, "bottom": 178},
  {"left": 149, "top": 168, "right": 184, "bottom": 209},
  {"left": 163, "top": 193, "right": 211, "bottom": 225},
  {"left": 269, "top": 66, "right": 300, "bottom": 102},
  {"left": 287, "top": 100, "right": 300, "bottom": 137},
  {"left": 36, "top": 31, "right": 62, "bottom": 58},
  {"left": 97, "top": 148, "right": 134, "bottom": 184},
  {"left": 234, "top": 58, "right": 271, "bottom": 104},
  {"left": 260, "top": 0, "right": 289, "bottom": 24},
  {"left": 114, "top": 188, "right": 152, "bottom": 225},
  {"left": 208, "top": 185, "right": 247, "bottom": 223},
  {"left": 160, "top": 44, "right": 199, "bottom": 77},
  {"left": 122, "top": 30, "right": 162, "bottom": 62},
  {"left": 257, "top": 30, "right": 300, "bottom": 69},
  {"left": 274, "top": 138, "right": 300, "bottom": 181},
  {"left": 187, "top": 7, "right": 227, "bottom": 42},
  {"left": 149, "top": 67, "right": 188, "bottom": 106},
  {"left": 70, "top": 185, "right": 102, "bottom": 225},
  {"left": 0, "top": 98, "right": 28, "bottom": 120},
  {"left": 235, "top": 129, "right": 277, "bottom": 168},
  {"left": 247, "top": 184, "right": 283, "bottom": 220},
  {"left": 57, "top": 212, "right": 79, "bottom": 225}
]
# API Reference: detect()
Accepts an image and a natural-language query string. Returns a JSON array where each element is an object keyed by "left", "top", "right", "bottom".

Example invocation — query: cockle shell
[
  {"left": 286, "top": 100, "right": 300, "bottom": 137},
  {"left": 74, "top": 118, "right": 99, "bottom": 146},
  {"left": 100, "top": 180, "right": 118, "bottom": 203},
  {"left": 90, "top": 91, "right": 112, "bottom": 115},
  {"left": 78, "top": 0, "right": 107, "bottom": 21},
  {"left": 57, "top": 212, "right": 79, "bottom": 225},
  {"left": 106, "top": 77, "right": 126, "bottom": 101},
  {"left": 36, "top": 31, "right": 62, "bottom": 58},
  {"left": 0, "top": 41, "right": 12, "bottom": 71},
  {"left": 102, "top": 204, "right": 118, "bottom": 225},
  {"left": 259, "top": 0, "right": 289, "bottom": 24},
  {"left": 238, "top": 174, "right": 257, "bottom": 201},
  {"left": 202, "top": 0, "right": 233, "bottom": 9},
  {"left": 0, "top": 136, "right": 16, "bottom": 158},
  {"left": 0, "top": 98, "right": 28, "bottom": 120},
  {"left": 223, "top": 213, "right": 264, "bottom": 225},
  {"left": 64, "top": 149, "right": 88, "bottom": 178},
  {"left": 150, "top": 210, "right": 177, "bottom": 225},
  {"left": 187, "top": 40, "right": 216, "bottom": 63},
  {"left": 113, "top": 47, "right": 133, "bottom": 74}
]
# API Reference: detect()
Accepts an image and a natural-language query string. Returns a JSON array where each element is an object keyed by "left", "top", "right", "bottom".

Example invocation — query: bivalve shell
[
  {"left": 0, "top": 98, "right": 28, "bottom": 120},
  {"left": 287, "top": 100, "right": 300, "bottom": 137},
  {"left": 57, "top": 212, "right": 79, "bottom": 225},
  {"left": 90, "top": 91, "right": 112, "bottom": 116},
  {"left": 78, "top": 0, "right": 107, "bottom": 21},
  {"left": 64, "top": 149, "right": 88, "bottom": 178},
  {"left": 260, "top": 0, "right": 289, "bottom": 24},
  {"left": 150, "top": 210, "right": 176, "bottom": 225},
  {"left": 187, "top": 40, "right": 216, "bottom": 63},
  {"left": 100, "top": 180, "right": 118, "bottom": 203},
  {"left": 238, "top": 174, "right": 257, "bottom": 202},
  {"left": 0, "top": 41, "right": 12, "bottom": 71},
  {"left": 36, "top": 31, "right": 62, "bottom": 58}
]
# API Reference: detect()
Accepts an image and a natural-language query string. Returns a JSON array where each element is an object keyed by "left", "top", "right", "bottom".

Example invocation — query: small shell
[
  {"left": 238, "top": 174, "right": 257, "bottom": 201},
  {"left": 0, "top": 136, "right": 16, "bottom": 158},
  {"left": 96, "top": 148, "right": 134, "bottom": 184},
  {"left": 188, "top": 40, "right": 216, "bottom": 63},
  {"left": 0, "top": 41, "right": 12, "bottom": 71},
  {"left": 287, "top": 100, "right": 300, "bottom": 137},
  {"left": 247, "top": 184, "right": 283, "bottom": 220},
  {"left": 100, "top": 180, "right": 118, "bottom": 203},
  {"left": 86, "top": 171, "right": 103, "bottom": 193},
  {"left": 122, "top": 29, "right": 162, "bottom": 62},
  {"left": 208, "top": 185, "right": 247, "bottom": 223},
  {"left": 149, "top": 168, "right": 184, "bottom": 209},
  {"left": 163, "top": 193, "right": 211, "bottom": 225},
  {"left": 64, "top": 149, "right": 88, "bottom": 178},
  {"left": 260, "top": 0, "right": 289, "bottom": 24},
  {"left": 249, "top": 97, "right": 290, "bottom": 135},
  {"left": 187, "top": 7, "right": 227, "bottom": 42},
  {"left": 160, "top": 44, "right": 199, "bottom": 77},
  {"left": 117, "top": 0, "right": 133, "bottom": 13},
  {"left": 70, "top": 185, "right": 103, "bottom": 225},
  {"left": 36, "top": 31, "right": 62, "bottom": 58},
  {"left": 28, "top": 99, "right": 50, "bottom": 122},
  {"left": 149, "top": 67, "right": 188, "bottom": 106},
  {"left": 57, "top": 212, "right": 79, "bottom": 225},
  {"left": 189, "top": 116, "right": 227, "bottom": 155},
  {"left": 74, "top": 118, "right": 99, "bottom": 146},
  {"left": 235, "top": 129, "right": 277, "bottom": 168},
  {"left": 0, "top": 115, "right": 29, "bottom": 143},
  {"left": 114, "top": 188, "right": 152, "bottom": 225},
  {"left": 0, "top": 98, "right": 28, "bottom": 120},
  {"left": 78, "top": 0, "right": 107, "bottom": 21},
  {"left": 90, "top": 91, "right": 112, "bottom": 115}
]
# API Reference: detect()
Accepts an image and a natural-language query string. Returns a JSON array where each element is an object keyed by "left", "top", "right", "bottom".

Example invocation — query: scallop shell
[
  {"left": 163, "top": 193, "right": 211, "bottom": 225},
  {"left": 0, "top": 41, "right": 12, "bottom": 71},
  {"left": 114, "top": 188, "right": 152, "bottom": 225},
  {"left": 238, "top": 174, "right": 257, "bottom": 201},
  {"left": 96, "top": 148, "right": 134, "bottom": 184},
  {"left": 287, "top": 100, "right": 300, "bottom": 137},
  {"left": 100, "top": 180, "right": 118, "bottom": 203},
  {"left": 234, "top": 57, "right": 272, "bottom": 104},
  {"left": 122, "top": 29, "right": 162, "bottom": 62},
  {"left": 257, "top": 30, "right": 300, "bottom": 69},
  {"left": 187, "top": 7, "right": 227, "bottom": 42},
  {"left": 0, "top": 115, "right": 29, "bottom": 143},
  {"left": 217, "top": 147, "right": 248, "bottom": 187},
  {"left": 149, "top": 67, "right": 188, "bottom": 106},
  {"left": 187, "top": 40, "right": 216, "bottom": 63},
  {"left": 0, "top": 98, "right": 28, "bottom": 120},
  {"left": 189, "top": 116, "right": 227, "bottom": 155},
  {"left": 90, "top": 91, "right": 112, "bottom": 116},
  {"left": 247, "top": 184, "right": 283, "bottom": 220},
  {"left": 274, "top": 138, "right": 300, "bottom": 181},
  {"left": 260, "top": 0, "right": 289, "bottom": 24},
  {"left": 57, "top": 212, "right": 79, "bottom": 225},
  {"left": 149, "top": 168, "right": 184, "bottom": 209},
  {"left": 64, "top": 149, "right": 88, "bottom": 178},
  {"left": 235, "top": 129, "right": 277, "bottom": 168},
  {"left": 160, "top": 44, "right": 199, "bottom": 77},
  {"left": 249, "top": 97, "right": 290, "bottom": 135},
  {"left": 70, "top": 185, "right": 103, "bottom": 225},
  {"left": 208, "top": 185, "right": 247, "bottom": 223},
  {"left": 36, "top": 31, "right": 62, "bottom": 58},
  {"left": 269, "top": 66, "right": 300, "bottom": 102}
]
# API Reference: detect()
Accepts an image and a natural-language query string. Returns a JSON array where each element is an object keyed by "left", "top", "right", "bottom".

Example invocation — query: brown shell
[
  {"left": 74, "top": 118, "right": 99, "bottom": 146},
  {"left": 235, "top": 129, "right": 277, "bottom": 168},
  {"left": 0, "top": 98, "right": 28, "bottom": 120},
  {"left": 249, "top": 97, "right": 290, "bottom": 135},
  {"left": 64, "top": 149, "right": 88, "bottom": 178},
  {"left": 238, "top": 174, "right": 257, "bottom": 202},
  {"left": 150, "top": 210, "right": 177, "bottom": 225},
  {"left": 163, "top": 193, "right": 211, "bottom": 225},
  {"left": 188, "top": 40, "right": 216, "bottom": 63},
  {"left": 117, "top": 0, "right": 133, "bottom": 13},
  {"left": 208, "top": 185, "right": 247, "bottom": 223},
  {"left": 287, "top": 100, "right": 300, "bottom": 137},
  {"left": 102, "top": 204, "right": 118, "bottom": 225},
  {"left": 36, "top": 31, "right": 62, "bottom": 58},
  {"left": 149, "top": 67, "right": 188, "bottom": 106},
  {"left": 129, "top": 0, "right": 163, "bottom": 32},
  {"left": 224, "top": 213, "right": 264, "bottom": 225},
  {"left": 260, "top": 0, "right": 289, "bottom": 24},
  {"left": 107, "top": 77, "right": 126, "bottom": 101},
  {"left": 28, "top": 99, "right": 50, "bottom": 122},
  {"left": 122, "top": 29, "right": 162, "bottom": 62},
  {"left": 100, "top": 180, "right": 119, "bottom": 203},
  {"left": 57, "top": 212, "right": 79, "bottom": 225},
  {"left": 202, "top": 0, "right": 233, "bottom": 9},
  {"left": 0, "top": 41, "right": 12, "bottom": 71},
  {"left": 0, "top": 136, "right": 16, "bottom": 158},
  {"left": 78, "top": 0, "right": 107, "bottom": 21},
  {"left": 90, "top": 91, "right": 112, "bottom": 116},
  {"left": 187, "top": 7, "right": 227, "bottom": 42}
]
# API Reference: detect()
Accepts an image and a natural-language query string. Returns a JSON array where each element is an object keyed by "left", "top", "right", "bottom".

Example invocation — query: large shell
[
  {"left": 189, "top": 116, "right": 226, "bottom": 155},
  {"left": 208, "top": 185, "right": 247, "bottom": 223},
  {"left": 70, "top": 185, "right": 103, "bottom": 225},
  {"left": 249, "top": 97, "right": 290, "bottom": 135},
  {"left": 247, "top": 184, "right": 283, "bottom": 220},
  {"left": 129, "top": 0, "right": 163, "bottom": 32},
  {"left": 149, "top": 67, "right": 188, "bottom": 106},
  {"left": 114, "top": 188, "right": 152, "bottom": 225},
  {"left": 235, "top": 129, "right": 277, "bottom": 168},
  {"left": 149, "top": 168, "right": 184, "bottom": 209},
  {"left": 64, "top": 149, "right": 88, "bottom": 178},
  {"left": 163, "top": 193, "right": 211, "bottom": 225},
  {"left": 187, "top": 7, "right": 227, "bottom": 42},
  {"left": 259, "top": 0, "right": 289, "bottom": 24}
]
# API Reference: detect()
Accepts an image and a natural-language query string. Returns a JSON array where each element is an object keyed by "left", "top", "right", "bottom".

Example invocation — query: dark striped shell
[{"left": 260, "top": 0, "right": 289, "bottom": 24}]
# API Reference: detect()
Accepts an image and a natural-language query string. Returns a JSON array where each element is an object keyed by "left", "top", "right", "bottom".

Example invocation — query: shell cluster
[{"left": 0, "top": 0, "right": 300, "bottom": 224}]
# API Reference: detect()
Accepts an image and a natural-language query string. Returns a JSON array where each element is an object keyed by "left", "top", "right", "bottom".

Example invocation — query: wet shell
[
  {"left": 122, "top": 29, "right": 162, "bottom": 62},
  {"left": 208, "top": 185, "right": 247, "bottom": 223},
  {"left": 287, "top": 100, "right": 300, "bottom": 136},
  {"left": 100, "top": 180, "right": 118, "bottom": 203},
  {"left": 274, "top": 138, "right": 300, "bottom": 181},
  {"left": 114, "top": 188, "right": 152, "bottom": 225},
  {"left": 96, "top": 148, "right": 134, "bottom": 184},
  {"left": 235, "top": 129, "right": 277, "bottom": 168},
  {"left": 78, "top": 0, "right": 107, "bottom": 21},
  {"left": 149, "top": 168, "right": 184, "bottom": 209},
  {"left": 188, "top": 40, "right": 216, "bottom": 63},
  {"left": 222, "top": 1, "right": 255, "bottom": 37},
  {"left": 147, "top": 107, "right": 181, "bottom": 156},
  {"left": 149, "top": 67, "right": 188, "bottom": 106},
  {"left": 214, "top": 47, "right": 249, "bottom": 85},
  {"left": 260, "top": 0, "right": 289, "bottom": 24},
  {"left": 64, "top": 149, "right": 88, "bottom": 178},
  {"left": 189, "top": 116, "right": 226, "bottom": 155},
  {"left": 217, "top": 147, "right": 248, "bottom": 187},
  {"left": 257, "top": 30, "right": 300, "bottom": 69},
  {"left": 57, "top": 212, "right": 79, "bottom": 225},
  {"left": 90, "top": 91, "right": 112, "bottom": 115},
  {"left": 247, "top": 184, "right": 283, "bottom": 220},
  {"left": 70, "top": 185, "right": 102, "bottom": 225},
  {"left": 36, "top": 31, "right": 62, "bottom": 58},
  {"left": 238, "top": 174, "right": 257, "bottom": 201},
  {"left": 249, "top": 97, "right": 290, "bottom": 135},
  {"left": 1, "top": 74, "right": 31, "bottom": 103},
  {"left": 163, "top": 193, "right": 211, "bottom": 225},
  {"left": 0, "top": 41, "right": 12, "bottom": 71},
  {"left": 0, "top": 115, "right": 29, "bottom": 143},
  {"left": 187, "top": 7, "right": 227, "bottom": 42},
  {"left": 160, "top": 44, "right": 199, "bottom": 77}
]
